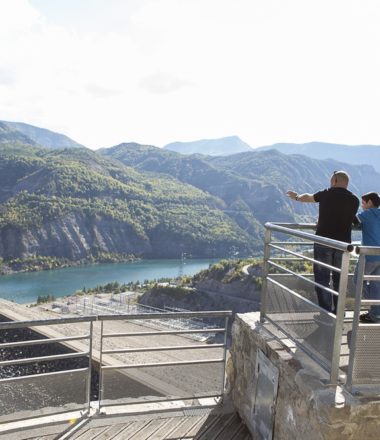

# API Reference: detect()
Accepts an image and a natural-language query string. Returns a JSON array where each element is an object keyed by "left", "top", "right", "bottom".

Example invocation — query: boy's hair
[{"left": 362, "top": 192, "right": 380, "bottom": 208}]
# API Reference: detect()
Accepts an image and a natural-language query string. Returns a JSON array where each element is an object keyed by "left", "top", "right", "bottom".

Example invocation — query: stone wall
[{"left": 227, "top": 312, "right": 380, "bottom": 440}]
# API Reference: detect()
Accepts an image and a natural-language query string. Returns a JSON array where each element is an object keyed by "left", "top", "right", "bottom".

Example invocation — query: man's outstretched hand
[{"left": 286, "top": 190, "right": 297, "bottom": 200}]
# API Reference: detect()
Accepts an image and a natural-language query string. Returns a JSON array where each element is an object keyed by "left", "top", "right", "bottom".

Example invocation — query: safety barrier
[
  {"left": 261, "top": 222, "right": 380, "bottom": 391},
  {"left": 0, "top": 310, "right": 230, "bottom": 432}
]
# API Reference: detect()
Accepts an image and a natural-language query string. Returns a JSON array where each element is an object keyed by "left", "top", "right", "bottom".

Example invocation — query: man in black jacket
[{"left": 287, "top": 171, "right": 359, "bottom": 313}]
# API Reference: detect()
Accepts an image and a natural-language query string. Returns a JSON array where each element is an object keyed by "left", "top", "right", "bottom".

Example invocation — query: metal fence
[
  {"left": 0, "top": 316, "right": 94, "bottom": 426},
  {"left": 347, "top": 247, "right": 380, "bottom": 390},
  {"left": 98, "top": 312, "right": 229, "bottom": 411},
  {"left": 0, "top": 311, "right": 230, "bottom": 433},
  {"left": 261, "top": 222, "right": 380, "bottom": 392}
]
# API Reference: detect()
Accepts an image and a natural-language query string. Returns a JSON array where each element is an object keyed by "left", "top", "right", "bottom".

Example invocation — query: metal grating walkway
[
  {"left": 68, "top": 412, "right": 251, "bottom": 440},
  {"left": 0, "top": 410, "right": 252, "bottom": 440}
]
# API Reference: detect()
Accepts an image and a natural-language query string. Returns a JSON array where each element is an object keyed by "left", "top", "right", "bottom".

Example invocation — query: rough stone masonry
[{"left": 227, "top": 312, "right": 380, "bottom": 440}]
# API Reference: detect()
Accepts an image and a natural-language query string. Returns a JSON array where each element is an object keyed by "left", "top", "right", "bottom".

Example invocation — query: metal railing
[
  {"left": 0, "top": 316, "right": 94, "bottom": 425},
  {"left": 347, "top": 247, "right": 380, "bottom": 390},
  {"left": 0, "top": 310, "right": 231, "bottom": 432},
  {"left": 98, "top": 311, "right": 229, "bottom": 410},
  {"left": 261, "top": 222, "right": 380, "bottom": 392}
]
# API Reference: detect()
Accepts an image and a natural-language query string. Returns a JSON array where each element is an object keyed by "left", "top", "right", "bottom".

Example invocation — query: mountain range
[
  {"left": 164, "top": 136, "right": 252, "bottom": 156},
  {"left": 3, "top": 120, "right": 380, "bottom": 168},
  {"left": 0, "top": 144, "right": 254, "bottom": 261},
  {"left": 100, "top": 142, "right": 378, "bottom": 225},
  {"left": 256, "top": 142, "right": 380, "bottom": 172},
  {"left": 164, "top": 137, "right": 380, "bottom": 172},
  {"left": 1, "top": 120, "right": 379, "bottom": 265}
]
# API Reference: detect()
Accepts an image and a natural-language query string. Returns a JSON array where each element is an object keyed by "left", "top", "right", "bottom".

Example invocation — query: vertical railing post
[
  {"left": 330, "top": 250, "right": 350, "bottom": 384},
  {"left": 346, "top": 253, "right": 366, "bottom": 390},
  {"left": 260, "top": 227, "right": 272, "bottom": 323},
  {"left": 98, "top": 320, "right": 104, "bottom": 413},
  {"left": 86, "top": 320, "right": 93, "bottom": 414},
  {"left": 220, "top": 315, "right": 229, "bottom": 402}
]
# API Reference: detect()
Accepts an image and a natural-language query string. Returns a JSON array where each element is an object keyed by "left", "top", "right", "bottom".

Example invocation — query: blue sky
[{"left": 1, "top": 0, "right": 380, "bottom": 149}]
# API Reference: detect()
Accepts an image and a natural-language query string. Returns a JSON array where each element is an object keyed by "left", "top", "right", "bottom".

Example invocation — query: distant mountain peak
[
  {"left": 164, "top": 136, "right": 252, "bottom": 156},
  {"left": 256, "top": 141, "right": 380, "bottom": 172},
  {"left": 112, "top": 142, "right": 158, "bottom": 150},
  {"left": 0, "top": 120, "right": 85, "bottom": 150},
  {"left": 0, "top": 120, "right": 38, "bottom": 147}
]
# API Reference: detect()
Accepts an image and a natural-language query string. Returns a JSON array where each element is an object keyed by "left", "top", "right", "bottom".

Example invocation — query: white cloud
[
  {"left": 0, "top": 0, "right": 380, "bottom": 148},
  {"left": 139, "top": 73, "right": 194, "bottom": 94}
]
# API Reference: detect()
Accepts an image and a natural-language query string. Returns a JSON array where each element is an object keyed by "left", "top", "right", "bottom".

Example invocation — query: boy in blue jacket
[{"left": 356, "top": 192, "right": 380, "bottom": 323}]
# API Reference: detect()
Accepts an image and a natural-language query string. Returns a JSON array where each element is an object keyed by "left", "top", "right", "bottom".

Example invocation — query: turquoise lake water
[{"left": 0, "top": 259, "right": 219, "bottom": 304}]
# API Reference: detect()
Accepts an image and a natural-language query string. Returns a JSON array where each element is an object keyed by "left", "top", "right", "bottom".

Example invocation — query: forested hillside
[
  {"left": 0, "top": 145, "right": 256, "bottom": 263},
  {"left": 101, "top": 143, "right": 379, "bottom": 227},
  {"left": 2, "top": 126, "right": 379, "bottom": 270}
]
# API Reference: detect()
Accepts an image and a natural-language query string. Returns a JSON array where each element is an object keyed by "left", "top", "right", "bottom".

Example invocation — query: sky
[{"left": 1, "top": 0, "right": 380, "bottom": 150}]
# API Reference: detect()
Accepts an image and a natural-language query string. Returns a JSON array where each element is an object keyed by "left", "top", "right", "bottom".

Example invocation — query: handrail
[
  {"left": 269, "top": 243, "right": 342, "bottom": 272},
  {"left": 0, "top": 310, "right": 231, "bottom": 433},
  {"left": 262, "top": 221, "right": 380, "bottom": 392},
  {"left": 268, "top": 222, "right": 317, "bottom": 230},
  {"left": 97, "top": 311, "right": 232, "bottom": 320},
  {"left": 102, "top": 343, "right": 224, "bottom": 354},
  {"left": 97, "top": 311, "right": 230, "bottom": 411},
  {"left": 355, "top": 245, "right": 380, "bottom": 255},
  {"left": 267, "top": 261, "right": 340, "bottom": 297},
  {"left": 0, "top": 351, "right": 89, "bottom": 367},
  {"left": 265, "top": 222, "right": 354, "bottom": 252},
  {"left": 0, "top": 315, "right": 97, "bottom": 330},
  {"left": 102, "top": 328, "right": 225, "bottom": 337},
  {"left": 0, "top": 334, "right": 90, "bottom": 349},
  {"left": 0, "top": 311, "right": 231, "bottom": 330},
  {"left": 102, "top": 359, "right": 224, "bottom": 370}
]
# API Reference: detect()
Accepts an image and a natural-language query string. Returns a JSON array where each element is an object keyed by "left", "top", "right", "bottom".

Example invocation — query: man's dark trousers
[{"left": 314, "top": 243, "right": 343, "bottom": 313}]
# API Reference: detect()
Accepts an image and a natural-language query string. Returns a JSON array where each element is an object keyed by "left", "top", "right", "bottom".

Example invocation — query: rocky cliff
[
  {"left": 0, "top": 145, "right": 257, "bottom": 263},
  {"left": 0, "top": 213, "right": 150, "bottom": 260}
]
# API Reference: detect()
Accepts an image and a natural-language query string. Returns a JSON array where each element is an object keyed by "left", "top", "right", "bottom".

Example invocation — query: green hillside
[
  {"left": 100, "top": 143, "right": 380, "bottom": 229},
  {"left": 0, "top": 121, "right": 38, "bottom": 148},
  {"left": 0, "top": 144, "right": 257, "bottom": 264},
  {"left": 2, "top": 135, "right": 378, "bottom": 270},
  {"left": 0, "top": 120, "right": 84, "bottom": 149},
  {"left": 99, "top": 143, "right": 265, "bottom": 240}
]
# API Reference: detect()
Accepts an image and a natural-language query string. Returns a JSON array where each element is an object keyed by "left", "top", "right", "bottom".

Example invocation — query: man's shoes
[{"left": 359, "top": 313, "right": 378, "bottom": 324}]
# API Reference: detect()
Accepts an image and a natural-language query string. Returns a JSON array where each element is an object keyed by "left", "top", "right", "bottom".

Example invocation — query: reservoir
[{"left": 0, "top": 258, "right": 219, "bottom": 304}]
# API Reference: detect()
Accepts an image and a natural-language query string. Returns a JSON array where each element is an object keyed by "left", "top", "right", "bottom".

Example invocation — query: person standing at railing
[
  {"left": 354, "top": 192, "right": 380, "bottom": 323},
  {"left": 286, "top": 170, "right": 359, "bottom": 314}
]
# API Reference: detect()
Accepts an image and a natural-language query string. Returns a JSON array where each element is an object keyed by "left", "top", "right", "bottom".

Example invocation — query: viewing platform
[{"left": 229, "top": 223, "right": 380, "bottom": 440}]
